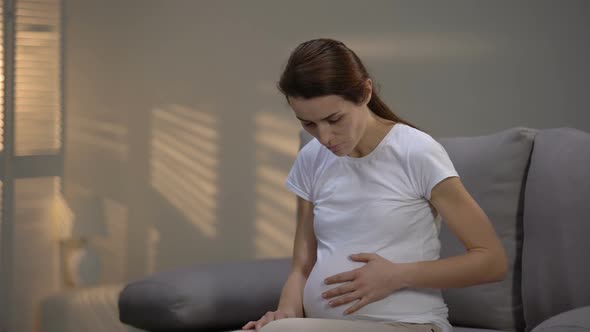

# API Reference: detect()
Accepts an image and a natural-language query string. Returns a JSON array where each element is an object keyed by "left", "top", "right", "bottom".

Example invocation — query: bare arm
[
  {"left": 277, "top": 196, "right": 317, "bottom": 316},
  {"left": 401, "top": 176, "right": 508, "bottom": 288},
  {"left": 243, "top": 196, "right": 316, "bottom": 330}
]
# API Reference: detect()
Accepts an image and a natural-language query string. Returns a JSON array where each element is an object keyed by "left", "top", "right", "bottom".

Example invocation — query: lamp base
[{"left": 59, "top": 238, "right": 101, "bottom": 287}]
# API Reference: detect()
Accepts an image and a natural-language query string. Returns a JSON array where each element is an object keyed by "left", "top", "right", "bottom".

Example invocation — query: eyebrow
[{"left": 295, "top": 112, "right": 341, "bottom": 122}]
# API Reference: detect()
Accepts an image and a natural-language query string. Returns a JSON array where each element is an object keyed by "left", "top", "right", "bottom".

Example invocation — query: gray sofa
[{"left": 118, "top": 127, "right": 590, "bottom": 332}]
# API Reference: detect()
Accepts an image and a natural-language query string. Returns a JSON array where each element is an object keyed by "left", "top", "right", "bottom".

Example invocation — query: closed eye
[{"left": 327, "top": 117, "right": 341, "bottom": 124}]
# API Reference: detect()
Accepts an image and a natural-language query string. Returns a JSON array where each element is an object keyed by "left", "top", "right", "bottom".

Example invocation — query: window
[{"left": 0, "top": 0, "right": 63, "bottom": 331}]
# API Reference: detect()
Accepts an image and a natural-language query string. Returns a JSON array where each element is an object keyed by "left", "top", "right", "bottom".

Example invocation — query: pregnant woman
[{"left": 242, "top": 38, "right": 508, "bottom": 332}]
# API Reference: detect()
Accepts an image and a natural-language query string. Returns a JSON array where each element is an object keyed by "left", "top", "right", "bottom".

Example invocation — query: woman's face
[{"left": 288, "top": 94, "right": 369, "bottom": 156}]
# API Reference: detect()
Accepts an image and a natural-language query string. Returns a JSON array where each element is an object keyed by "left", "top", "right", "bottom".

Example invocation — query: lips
[{"left": 329, "top": 143, "right": 344, "bottom": 152}]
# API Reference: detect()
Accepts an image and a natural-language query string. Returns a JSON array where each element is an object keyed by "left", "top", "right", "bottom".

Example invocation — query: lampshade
[
  {"left": 52, "top": 193, "right": 75, "bottom": 239},
  {"left": 52, "top": 193, "right": 108, "bottom": 240}
]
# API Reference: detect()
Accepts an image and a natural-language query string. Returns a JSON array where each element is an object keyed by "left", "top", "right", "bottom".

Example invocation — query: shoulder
[
  {"left": 391, "top": 124, "right": 444, "bottom": 157},
  {"left": 394, "top": 125, "right": 458, "bottom": 198},
  {"left": 298, "top": 137, "right": 323, "bottom": 161},
  {"left": 300, "top": 137, "right": 322, "bottom": 155},
  {"left": 393, "top": 125, "right": 456, "bottom": 180},
  {"left": 295, "top": 137, "right": 333, "bottom": 169}
]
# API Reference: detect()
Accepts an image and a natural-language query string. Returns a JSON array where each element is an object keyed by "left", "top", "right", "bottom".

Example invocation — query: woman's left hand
[{"left": 323, "top": 253, "right": 407, "bottom": 315}]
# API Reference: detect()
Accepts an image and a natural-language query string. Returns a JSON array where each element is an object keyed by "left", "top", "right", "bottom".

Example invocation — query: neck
[{"left": 348, "top": 109, "right": 396, "bottom": 158}]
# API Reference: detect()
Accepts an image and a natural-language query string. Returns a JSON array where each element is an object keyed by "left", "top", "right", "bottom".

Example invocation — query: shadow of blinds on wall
[
  {"left": 150, "top": 105, "right": 219, "bottom": 239},
  {"left": 254, "top": 111, "right": 298, "bottom": 258}
]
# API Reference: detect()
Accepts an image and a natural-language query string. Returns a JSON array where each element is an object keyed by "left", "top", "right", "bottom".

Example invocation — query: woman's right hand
[{"left": 241, "top": 310, "right": 296, "bottom": 331}]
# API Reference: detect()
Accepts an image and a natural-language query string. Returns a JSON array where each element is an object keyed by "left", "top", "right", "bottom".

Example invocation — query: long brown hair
[{"left": 278, "top": 38, "right": 417, "bottom": 129}]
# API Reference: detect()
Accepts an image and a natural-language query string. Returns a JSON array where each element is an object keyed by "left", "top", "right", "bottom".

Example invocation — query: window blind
[{"left": 15, "top": 0, "right": 61, "bottom": 156}]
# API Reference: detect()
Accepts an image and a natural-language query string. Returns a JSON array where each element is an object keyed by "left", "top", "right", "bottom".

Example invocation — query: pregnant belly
[
  {"left": 303, "top": 252, "right": 404, "bottom": 319},
  {"left": 303, "top": 250, "right": 445, "bottom": 320},
  {"left": 303, "top": 251, "right": 381, "bottom": 319}
]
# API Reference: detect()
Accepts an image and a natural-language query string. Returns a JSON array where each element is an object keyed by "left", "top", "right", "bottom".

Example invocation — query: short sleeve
[
  {"left": 286, "top": 145, "right": 315, "bottom": 202},
  {"left": 408, "top": 136, "right": 459, "bottom": 200}
]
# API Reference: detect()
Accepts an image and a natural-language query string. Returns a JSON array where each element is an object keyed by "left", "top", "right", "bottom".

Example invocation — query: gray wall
[{"left": 64, "top": 0, "right": 590, "bottom": 282}]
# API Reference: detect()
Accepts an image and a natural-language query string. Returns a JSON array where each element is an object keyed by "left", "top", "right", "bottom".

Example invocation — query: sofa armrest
[
  {"left": 531, "top": 305, "right": 590, "bottom": 332},
  {"left": 118, "top": 258, "right": 291, "bottom": 331}
]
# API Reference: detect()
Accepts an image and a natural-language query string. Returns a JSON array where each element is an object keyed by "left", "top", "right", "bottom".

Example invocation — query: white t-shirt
[{"left": 286, "top": 123, "right": 458, "bottom": 332}]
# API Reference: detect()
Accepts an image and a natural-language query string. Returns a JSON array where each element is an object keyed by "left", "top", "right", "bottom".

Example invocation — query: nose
[{"left": 316, "top": 124, "right": 332, "bottom": 146}]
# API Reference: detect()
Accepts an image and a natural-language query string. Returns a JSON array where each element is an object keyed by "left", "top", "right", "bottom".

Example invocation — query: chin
[{"left": 330, "top": 148, "right": 349, "bottom": 157}]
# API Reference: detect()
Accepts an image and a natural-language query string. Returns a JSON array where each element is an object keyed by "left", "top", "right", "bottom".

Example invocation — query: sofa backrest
[
  {"left": 438, "top": 127, "right": 536, "bottom": 332},
  {"left": 521, "top": 128, "right": 590, "bottom": 331}
]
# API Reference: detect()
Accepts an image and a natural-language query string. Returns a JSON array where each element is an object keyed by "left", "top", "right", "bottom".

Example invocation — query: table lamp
[{"left": 52, "top": 193, "right": 107, "bottom": 287}]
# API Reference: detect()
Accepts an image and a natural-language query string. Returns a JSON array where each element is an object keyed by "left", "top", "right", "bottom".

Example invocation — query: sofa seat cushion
[{"left": 531, "top": 306, "right": 590, "bottom": 332}]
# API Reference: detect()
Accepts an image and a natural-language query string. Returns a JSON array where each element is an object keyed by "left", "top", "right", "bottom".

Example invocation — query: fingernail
[
  {"left": 329, "top": 301, "right": 334, "bottom": 306},
  {"left": 322, "top": 293, "right": 327, "bottom": 298}
]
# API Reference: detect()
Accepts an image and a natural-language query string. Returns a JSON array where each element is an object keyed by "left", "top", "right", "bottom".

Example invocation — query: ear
[{"left": 362, "top": 79, "right": 373, "bottom": 105}]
